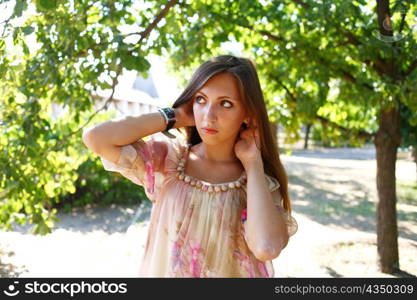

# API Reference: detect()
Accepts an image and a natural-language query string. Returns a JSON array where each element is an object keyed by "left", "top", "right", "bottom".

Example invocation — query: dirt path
[
  {"left": 1, "top": 146, "right": 416, "bottom": 277},
  {"left": 274, "top": 146, "right": 417, "bottom": 277}
]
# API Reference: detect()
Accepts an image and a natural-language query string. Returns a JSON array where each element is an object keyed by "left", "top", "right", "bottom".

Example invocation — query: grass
[{"left": 397, "top": 180, "right": 417, "bottom": 205}]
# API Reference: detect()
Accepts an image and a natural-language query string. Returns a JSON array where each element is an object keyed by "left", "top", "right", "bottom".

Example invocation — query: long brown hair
[{"left": 170, "top": 55, "right": 292, "bottom": 213}]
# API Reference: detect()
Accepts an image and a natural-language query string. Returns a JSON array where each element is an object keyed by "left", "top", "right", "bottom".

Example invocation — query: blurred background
[{"left": 0, "top": 0, "right": 416, "bottom": 278}]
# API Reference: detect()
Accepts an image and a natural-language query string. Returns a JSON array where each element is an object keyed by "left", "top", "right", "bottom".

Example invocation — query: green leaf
[
  {"left": 12, "top": 27, "right": 21, "bottom": 44},
  {"left": 21, "top": 26, "right": 35, "bottom": 35},
  {"left": 120, "top": 51, "right": 151, "bottom": 72},
  {"left": 13, "top": 0, "right": 28, "bottom": 18},
  {"left": 21, "top": 40, "right": 30, "bottom": 56},
  {"left": 0, "top": 63, "right": 7, "bottom": 78},
  {"left": 35, "top": 0, "right": 57, "bottom": 11}
]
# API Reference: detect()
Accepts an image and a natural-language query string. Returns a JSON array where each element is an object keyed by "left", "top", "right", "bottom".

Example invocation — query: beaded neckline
[{"left": 175, "top": 144, "right": 247, "bottom": 192}]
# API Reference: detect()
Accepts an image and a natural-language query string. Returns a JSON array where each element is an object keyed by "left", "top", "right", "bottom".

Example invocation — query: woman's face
[{"left": 192, "top": 72, "right": 248, "bottom": 145}]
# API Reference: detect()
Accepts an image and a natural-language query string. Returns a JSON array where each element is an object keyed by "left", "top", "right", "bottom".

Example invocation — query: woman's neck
[{"left": 192, "top": 142, "right": 240, "bottom": 164}]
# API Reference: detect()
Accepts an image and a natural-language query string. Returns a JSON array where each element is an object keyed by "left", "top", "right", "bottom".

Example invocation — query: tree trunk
[
  {"left": 374, "top": 105, "right": 402, "bottom": 274},
  {"left": 304, "top": 123, "right": 312, "bottom": 150}
]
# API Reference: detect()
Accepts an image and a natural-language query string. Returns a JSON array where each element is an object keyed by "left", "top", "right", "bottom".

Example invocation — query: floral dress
[{"left": 100, "top": 132, "right": 298, "bottom": 277}]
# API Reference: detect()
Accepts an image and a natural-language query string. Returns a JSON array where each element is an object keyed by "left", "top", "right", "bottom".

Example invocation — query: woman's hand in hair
[
  {"left": 234, "top": 120, "right": 262, "bottom": 167},
  {"left": 174, "top": 100, "right": 195, "bottom": 128}
]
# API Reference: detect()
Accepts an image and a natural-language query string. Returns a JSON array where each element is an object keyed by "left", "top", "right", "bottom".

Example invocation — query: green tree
[
  {"left": 1, "top": 0, "right": 416, "bottom": 275},
  {"left": 1, "top": 0, "right": 174, "bottom": 234}
]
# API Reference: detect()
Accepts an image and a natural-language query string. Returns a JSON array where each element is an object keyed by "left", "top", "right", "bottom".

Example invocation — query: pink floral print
[
  {"left": 99, "top": 132, "right": 298, "bottom": 277},
  {"left": 137, "top": 145, "right": 155, "bottom": 195}
]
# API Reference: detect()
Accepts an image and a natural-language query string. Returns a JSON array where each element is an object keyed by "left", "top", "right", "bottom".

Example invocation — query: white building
[
  {"left": 92, "top": 69, "right": 164, "bottom": 118},
  {"left": 52, "top": 55, "right": 182, "bottom": 119}
]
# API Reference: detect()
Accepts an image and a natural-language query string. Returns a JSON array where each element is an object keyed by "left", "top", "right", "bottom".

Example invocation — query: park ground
[{"left": 1, "top": 145, "right": 416, "bottom": 277}]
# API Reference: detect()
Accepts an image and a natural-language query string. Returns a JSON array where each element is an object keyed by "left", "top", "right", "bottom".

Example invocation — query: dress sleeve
[
  {"left": 264, "top": 175, "right": 298, "bottom": 237},
  {"left": 99, "top": 132, "right": 179, "bottom": 203},
  {"left": 240, "top": 174, "right": 298, "bottom": 238}
]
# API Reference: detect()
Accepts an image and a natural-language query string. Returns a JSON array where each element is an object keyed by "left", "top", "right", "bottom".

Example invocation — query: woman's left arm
[{"left": 243, "top": 158, "right": 290, "bottom": 262}]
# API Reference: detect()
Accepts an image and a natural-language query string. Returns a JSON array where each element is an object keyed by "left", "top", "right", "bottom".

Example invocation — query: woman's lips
[{"left": 202, "top": 128, "right": 218, "bottom": 134}]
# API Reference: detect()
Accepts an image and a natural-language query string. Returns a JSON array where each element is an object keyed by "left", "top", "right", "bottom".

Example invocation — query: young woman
[{"left": 82, "top": 55, "right": 298, "bottom": 277}]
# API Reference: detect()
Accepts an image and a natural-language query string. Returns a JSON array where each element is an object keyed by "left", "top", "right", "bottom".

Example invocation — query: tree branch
[
  {"left": 336, "top": 66, "right": 374, "bottom": 91},
  {"left": 49, "top": 65, "right": 123, "bottom": 152},
  {"left": 291, "top": 0, "right": 310, "bottom": 9},
  {"left": 233, "top": 20, "right": 375, "bottom": 91},
  {"left": 1, "top": 15, "right": 13, "bottom": 39},
  {"left": 136, "top": 0, "right": 178, "bottom": 45},
  {"left": 343, "top": 31, "right": 362, "bottom": 46},
  {"left": 316, "top": 115, "right": 375, "bottom": 140},
  {"left": 271, "top": 74, "right": 375, "bottom": 140},
  {"left": 49, "top": 0, "right": 179, "bottom": 152},
  {"left": 403, "top": 59, "right": 417, "bottom": 77},
  {"left": 336, "top": 28, "right": 393, "bottom": 78},
  {"left": 75, "top": 0, "right": 178, "bottom": 58},
  {"left": 292, "top": 0, "right": 393, "bottom": 80},
  {"left": 275, "top": 77, "right": 297, "bottom": 102}
]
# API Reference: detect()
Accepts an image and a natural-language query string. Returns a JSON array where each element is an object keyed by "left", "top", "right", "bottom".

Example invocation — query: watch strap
[{"left": 158, "top": 107, "right": 177, "bottom": 139}]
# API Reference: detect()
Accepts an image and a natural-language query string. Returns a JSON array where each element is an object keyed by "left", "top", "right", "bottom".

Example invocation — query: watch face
[{"left": 164, "top": 108, "right": 175, "bottom": 119}]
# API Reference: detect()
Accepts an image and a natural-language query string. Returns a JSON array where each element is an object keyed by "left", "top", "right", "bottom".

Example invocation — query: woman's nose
[{"left": 204, "top": 103, "right": 218, "bottom": 122}]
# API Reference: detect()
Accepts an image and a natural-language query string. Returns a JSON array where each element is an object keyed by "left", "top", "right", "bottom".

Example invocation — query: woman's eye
[
  {"left": 195, "top": 96, "right": 233, "bottom": 108},
  {"left": 222, "top": 100, "right": 232, "bottom": 108},
  {"left": 195, "top": 96, "right": 204, "bottom": 103}
]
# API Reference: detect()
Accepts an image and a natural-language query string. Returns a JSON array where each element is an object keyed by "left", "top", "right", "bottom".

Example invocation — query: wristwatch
[{"left": 158, "top": 107, "right": 177, "bottom": 139}]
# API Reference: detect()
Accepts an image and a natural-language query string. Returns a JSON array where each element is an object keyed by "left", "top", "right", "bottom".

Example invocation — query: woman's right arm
[{"left": 82, "top": 107, "right": 192, "bottom": 164}]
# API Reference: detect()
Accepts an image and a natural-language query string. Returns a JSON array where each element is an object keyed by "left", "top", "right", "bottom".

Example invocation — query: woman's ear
[{"left": 241, "top": 117, "right": 250, "bottom": 128}]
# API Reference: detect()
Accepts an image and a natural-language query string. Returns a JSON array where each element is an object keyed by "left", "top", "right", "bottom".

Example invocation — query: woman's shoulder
[
  {"left": 142, "top": 131, "right": 188, "bottom": 172},
  {"left": 162, "top": 132, "right": 188, "bottom": 158}
]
